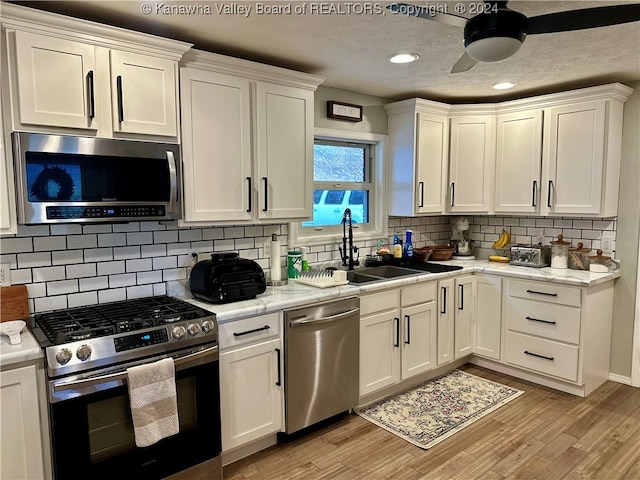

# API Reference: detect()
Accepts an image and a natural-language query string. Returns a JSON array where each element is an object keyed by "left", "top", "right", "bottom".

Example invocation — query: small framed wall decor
[{"left": 327, "top": 101, "right": 363, "bottom": 122}]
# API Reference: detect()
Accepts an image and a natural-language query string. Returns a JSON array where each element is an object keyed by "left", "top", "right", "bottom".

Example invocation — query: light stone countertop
[
  {"left": 176, "top": 260, "right": 619, "bottom": 324},
  {"left": 0, "top": 326, "right": 44, "bottom": 368}
]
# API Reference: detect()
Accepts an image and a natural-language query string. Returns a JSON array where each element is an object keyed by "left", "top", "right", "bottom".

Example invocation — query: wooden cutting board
[{"left": 0, "top": 285, "right": 30, "bottom": 322}]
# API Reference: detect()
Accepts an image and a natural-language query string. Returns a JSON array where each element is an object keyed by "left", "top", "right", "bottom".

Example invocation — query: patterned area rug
[{"left": 355, "top": 369, "right": 524, "bottom": 449}]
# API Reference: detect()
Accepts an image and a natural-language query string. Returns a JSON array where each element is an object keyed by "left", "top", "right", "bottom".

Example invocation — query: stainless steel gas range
[{"left": 31, "top": 295, "right": 222, "bottom": 480}]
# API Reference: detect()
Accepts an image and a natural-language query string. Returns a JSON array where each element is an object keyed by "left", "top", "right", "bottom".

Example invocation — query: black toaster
[{"left": 189, "top": 252, "right": 266, "bottom": 304}]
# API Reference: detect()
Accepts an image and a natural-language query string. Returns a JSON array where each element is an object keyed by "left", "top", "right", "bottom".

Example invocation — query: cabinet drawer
[
  {"left": 505, "top": 331, "right": 579, "bottom": 382},
  {"left": 401, "top": 281, "right": 436, "bottom": 307},
  {"left": 219, "top": 312, "right": 280, "bottom": 349},
  {"left": 360, "top": 289, "right": 399, "bottom": 317},
  {"left": 508, "top": 279, "right": 581, "bottom": 307},
  {"left": 506, "top": 297, "right": 581, "bottom": 344}
]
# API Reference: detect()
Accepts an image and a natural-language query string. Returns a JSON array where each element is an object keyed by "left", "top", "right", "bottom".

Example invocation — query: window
[{"left": 289, "top": 128, "right": 387, "bottom": 247}]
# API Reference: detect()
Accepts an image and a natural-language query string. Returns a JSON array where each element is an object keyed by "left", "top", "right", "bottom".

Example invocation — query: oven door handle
[{"left": 53, "top": 345, "right": 218, "bottom": 393}]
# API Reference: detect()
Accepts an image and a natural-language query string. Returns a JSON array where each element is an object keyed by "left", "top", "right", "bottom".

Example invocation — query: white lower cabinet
[
  {"left": 454, "top": 275, "right": 474, "bottom": 359},
  {"left": 0, "top": 364, "right": 47, "bottom": 480},
  {"left": 219, "top": 313, "right": 283, "bottom": 452},
  {"left": 474, "top": 274, "right": 503, "bottom": 360},
  {"left": 437, "top": 278, "right": 455, "bottom": 366},
  {"left": 359, "top": 282, "right": 437, "bottom": 397}
]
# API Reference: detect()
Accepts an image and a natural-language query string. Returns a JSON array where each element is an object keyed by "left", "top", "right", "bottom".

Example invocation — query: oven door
[{"left": 48, "top": 345, "right": 221, "bottom": 480}]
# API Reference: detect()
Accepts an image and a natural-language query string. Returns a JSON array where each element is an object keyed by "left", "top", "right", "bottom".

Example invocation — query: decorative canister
[
  {"left": 568, "top": 242, "right": 592, "bottom": 270},
  {"left": 287, "top": 250, "right": 302, "bottom": 278},
  {"left": 550, "top": 234, "right": 570, "bottom": 269}
]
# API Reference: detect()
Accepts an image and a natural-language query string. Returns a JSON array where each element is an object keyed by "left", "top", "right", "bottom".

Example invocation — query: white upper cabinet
[
  {"left": 1, "top": 92, "right": 17, "bottom": 236},
  {"left": 385, "top": 99, "right": 450, "bottom": 216},
  {"left": 179, "top": 50, "right": 322, "bottom": 226},
  {"left": 2, "top": 4, "right": 191, "bottom": 139},
  {"left": 448, "top": 113, "right": 496, "bottom": 213},
  {"left": 12, "top": 30, "right": 98, "bottom": 131},
  {"left": 110, "top": 51, "right": 178, "bottom": 137},
  {"left": 494, "top": 109, "right": 543, "bottom": 214}
]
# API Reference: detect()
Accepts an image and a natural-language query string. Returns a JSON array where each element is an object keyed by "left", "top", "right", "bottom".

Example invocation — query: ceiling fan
[{"left": 388, "top": 1, "right": 640, "bottom": 73}]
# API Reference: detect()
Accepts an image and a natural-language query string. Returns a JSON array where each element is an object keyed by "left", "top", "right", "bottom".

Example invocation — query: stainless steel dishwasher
[{"left": 283, "top": 296, "right": 360, "bottom": 435}]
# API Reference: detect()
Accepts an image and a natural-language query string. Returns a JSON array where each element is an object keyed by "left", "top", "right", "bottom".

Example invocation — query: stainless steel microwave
[{"left": 12, "top": 132, "right": 181, "bottom": 224}]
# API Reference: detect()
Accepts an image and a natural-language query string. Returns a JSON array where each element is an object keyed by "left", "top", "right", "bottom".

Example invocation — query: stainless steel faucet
[{"left": 339, "top": 208, "right": 359, "bottom": 270}]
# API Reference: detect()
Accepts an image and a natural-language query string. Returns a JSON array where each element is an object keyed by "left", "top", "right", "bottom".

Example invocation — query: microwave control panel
[{"left": 46, "top": 205, "right": 166, "bottom": 219}]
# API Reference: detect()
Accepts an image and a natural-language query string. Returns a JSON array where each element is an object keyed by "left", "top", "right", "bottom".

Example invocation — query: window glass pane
[
  {"left": 302, "top": 189, "right": 369, "bottom": 227},
  {"left": 313, "top": 144, "right": 365, "bottom": 182},
  {"left": 325, "top": 190, "right": 345, "bottom": 205}
]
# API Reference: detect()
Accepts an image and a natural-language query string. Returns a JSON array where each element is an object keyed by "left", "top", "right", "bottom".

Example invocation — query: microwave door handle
[
  {"left": 52, "top": 345, "right": 218, "bottom": 392},
  {"left": 166, "top": 150, "right": 178, "bottom": 213}
]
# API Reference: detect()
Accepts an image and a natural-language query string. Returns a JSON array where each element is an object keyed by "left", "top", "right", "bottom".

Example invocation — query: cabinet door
[
  {"left": 542, "top": 100, "right": 606, "bottom": 215},
  {"left": 454, "top": 275, "right": 474, "bottom": 359},
  {"left": 474, "top": 275, "right": 503, "bottom": 360},
  {"left": 494, "top": 110, "right": 543, "bottom": 214},
  {"left": 180, "top": 68, "right": 252, "bottom": 223},
  {"left": 220, "top": 338, "right": 283, "bottom": 451},
  {"left": 448, "top": 115, "right": 496, "bottom": 213},
  {"left": 0, "top": 365, "right": 46, "bottom": 480},
  {"left": 110, "top": 50, "right": 178, "bottom": 137},
  {"left": 360, "top": 310, "right": 401, "bottom": 396},
  {"left": 437, "top": 278, "right": 455, "bottom": 366},
  {"left": 415, "top": 112, "right": 449, "bottom": 214},
  {"left": 13, "top": 30, "right": 97, "bottom": 130},
  {"left": 256, "top": 82, "right": 313, "bottom": 221},
  {"left": 401, "top": 301, "right": 437, "bottom": 379}
]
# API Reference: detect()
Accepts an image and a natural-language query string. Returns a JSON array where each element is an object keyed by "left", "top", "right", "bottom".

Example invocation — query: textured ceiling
[{"left": 10, "top": 1, "right": 640, "bottom": 102}]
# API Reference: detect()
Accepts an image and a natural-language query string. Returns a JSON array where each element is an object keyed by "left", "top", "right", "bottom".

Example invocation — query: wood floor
[{"left": 186, "top": 365, "right": 640, "bottom": 480}]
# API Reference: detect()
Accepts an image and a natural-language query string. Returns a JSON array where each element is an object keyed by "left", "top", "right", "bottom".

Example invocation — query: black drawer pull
[
  {"left": 418, "top": 181, "right": 424, "bottom": 208},
  {"left": 524, "top": 350, "right": 554, "bottom": 361},
  {"left": 532, "top": 180, "right": 537, "bottom": 207},
  {"left": 275, "top": 348, "right": 281, "bottom": 386},
  {"left": 458, "top": 284, "right": 464, "bottom": 310},
  {"left": 394, "top": 317, "right": 400, "bottom": 347},
  {"left": 525, "top": 316, "right": 557, "bottom": 325},
  {"left": 233, "top": 325, "right": 270, "bottom": 337},
  {"left": 246, "top": 176, "right": 252, "bottom": 213},
  {"left": 526, "top": 289, "right": 558, "bottom": 297},
  {"left": 116, "top": 75, "right": 124, "bottom": 122},
  {"left": 440, "top": 286, "right": 447, "bottom": 314},
  {"left": 404, "top": 315, "right": 411, "bottom": 345}
]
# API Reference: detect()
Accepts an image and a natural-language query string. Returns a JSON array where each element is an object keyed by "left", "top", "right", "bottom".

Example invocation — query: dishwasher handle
[{"left": 289, "top": 308, "right": 359, "bottom": 327}]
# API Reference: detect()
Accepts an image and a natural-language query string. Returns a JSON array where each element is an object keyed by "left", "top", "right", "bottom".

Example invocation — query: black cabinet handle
[
  {"left": 524, "top": 350, "right": 554, "bottom": 361},
  {"left": 440, "top": 286, "right": 447, "bottom": 314},
  {"left": 246, "top": 177, "right": 252, "bottom": 213},
  {"left": 404, "top": 315, "right": 411, "bottom": 345},
  {"left": 394, "top": 317, "right": 400, "bottom": 347},
  {"left": 275, "top": 348, "right": 282, "bottom": 386},
  {"left": 262, "top": 177, "right": 268, "bottom": 212},
  {"left": 450, "top": 182, "right": 455, "bottom": 207},
  {"left": 547, "top": 180, "right": 553, "bottom": 208},
  {"left": 116, "top": 75, "right": 124, "bottom": 123},
  {"left": 525, "top": 316, "right": 557, "bottom": 325},
  {"left": 233, "top": 325, "right": 270, "bottom": 337},
  {"left": 532, "top": 180, "right": 537, "bottom": 207},
  {"left": 418, "top": 181, "right": 424, "bottom": 208},
  {"left": 458, "top": 284, "right": 464, "bottom": 310},
  {"left": 526, "top": 289, "right": 558, "bottom": 297},
  {"left": 87, "top": 71, "right": 95, "bottom": 119}
]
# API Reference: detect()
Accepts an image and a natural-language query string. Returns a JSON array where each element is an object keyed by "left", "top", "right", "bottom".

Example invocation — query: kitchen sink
[{"left": 346, "top": 265, "right": 426, "bottom": 284}]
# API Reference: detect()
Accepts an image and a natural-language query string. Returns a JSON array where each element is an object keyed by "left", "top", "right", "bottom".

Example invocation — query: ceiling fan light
[
  {"left": 389, "top": 53, "right": 420, "bottom": 64},
  {"left": 466, "top": 37, "right": 523, "bottom": 63}
]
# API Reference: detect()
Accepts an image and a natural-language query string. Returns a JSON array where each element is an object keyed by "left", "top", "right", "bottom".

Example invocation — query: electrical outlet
[
  {"left": 0, "top": 263, "right": 11, "bottom": 286},
  {"left": 535, "top": 235, "right": 545, "bottom": 246},
  {"left": 264, "top": 241, "right": 271, "bottom": 257},
  {"left": 601, "top": 234, "right": 615, "bottom": 253}
]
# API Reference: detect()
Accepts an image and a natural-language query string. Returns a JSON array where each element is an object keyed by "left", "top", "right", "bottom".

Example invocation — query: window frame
[{"left": 288, "top": 128, "right": 388, "bottom": 248}]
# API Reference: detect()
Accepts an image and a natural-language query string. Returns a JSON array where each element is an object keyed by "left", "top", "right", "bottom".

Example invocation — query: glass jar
[
  {"left": 568, "top": 242, "right": 591, "bottom": 270},
  {"left": 588, "top": 249, "right": 612, "bottom": 273},
  {"left": 550, "top": 234, "right": 570, "bottom": 269}
]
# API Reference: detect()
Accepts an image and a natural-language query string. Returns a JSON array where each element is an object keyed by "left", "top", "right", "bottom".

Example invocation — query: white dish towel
[{"left": 127, "top": 357, "right": 179, "bottom": 447}]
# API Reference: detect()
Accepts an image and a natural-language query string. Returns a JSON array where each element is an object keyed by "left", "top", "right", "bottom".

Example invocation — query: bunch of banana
[{"left": 492, "top": 229, "right": 511, "bottom": 249}]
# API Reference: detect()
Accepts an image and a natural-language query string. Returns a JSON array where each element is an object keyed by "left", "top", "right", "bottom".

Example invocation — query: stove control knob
[
  {"left": 201, "top": 320, "right": 215, "bottom": 334},
  {"left": 56, "top": 348, "right": 73, "bottom": 365},
  {"left": 76, "top": 344, "right": 92, "bottom": 361},
  {"left": 172, "top": 325, "right": 186, "bottom": 340},
  {"left": 187, "top": 323, "right": 201, "bottom": 336}
]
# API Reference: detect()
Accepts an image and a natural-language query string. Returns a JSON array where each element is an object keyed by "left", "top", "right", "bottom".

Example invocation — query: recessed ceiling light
[
  {"left": 390, "top": 53, "right": 420, "bottom": 64},
  {"left": 493, "top": 82, "right": 516, "bottom": 90}
]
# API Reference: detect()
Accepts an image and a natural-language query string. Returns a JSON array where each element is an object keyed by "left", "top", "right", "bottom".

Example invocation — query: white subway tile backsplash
[
  {"left": 202, "top": 228, "right": 224, "bottom": 240},
  {"left": 53, "top": 250, "right": 84, "bottom": 265},
  {"left": 153, "top": 283, "right": 167, "bottom": 296},
  {"left": 47, "top": 279, "right": 79, "bottom": 296},
  {"left": 127, "top": 285, "right": 154, "bottom": 299},
  {"left": 109, "top": 273, "right": 137, "bottom": 288},
  {"left": 126, "top": 258, "right": 153, "bottom": 273},
  {"left": 113, "top": 246, "right": 141, "bottom": 260},
  {"left": 137, "top": 271, "right": 163, "bottom": 285},
  {"left": 97, "top": 261, "right": 125, "bottom": 276},
  {"left": 113, "top": 222, "right": 141, "bottom": 233},
  {"left": 190, "top": 241, "right": 214, "bottom": 253},
  {"left": 33, "top": 266, "right": 66, "bottom": 282},
  {"left": 50, "top": 224, "right": 82, "bottom": 235},
  {"left": 67, "top": 234, "right": 98, "bottom": 249},
  {"left": 18, "top": 252, "right": 51, "bottom": 268},
  {"left": 27, "top": 283, "right": 47, "bottom": 298},
  {"left": 2, "top": 237, "right": 34, "bottom": 254},
  {"left": 140, "top": 222, "right": 166, "bottom": 232},
  {"left": 34, "top": 236, "right": 66, "bottom": 252},
  {"left": 80, "top": 276, "right": 109, "bottom": 292},
  {"left": 154, "top": 230, "right": 179, "bottom": 244},
  {"left": 162, "top": 268, "right": 187, "bottom": 282},
  {"left": 126, "top": 232, "right": 153, "bottom": 245},
  {"left": 141, "top": 244, "right": 167, "bottom": 258},
  {"left": 99, "top": 288, "right": 127, "bottom": 303},
  {"left": 99, "top": 233, "right": 127, "bottom": 247},
  {"left": 167, "top": 243, "right": 190, "bottom": 256},
  {"left": 84, "top": 248, "right": 114, "bottom": 262},
  {"left": 11, "top": 269, "right": 32, "bottom": 284},
  {"left": 223, "top": 227, "right": 243, "bottom": 239},
  {"left": 67, "top": 263, "right": 97, "bottom": 279},
  {"left": 68, "top": 291, "right": 98, "bottom": 308},
  {"left": 35, "top": 295, "right": 67, "bottom": 313},
  {"left": 153, "top": 256, "right": 177, "bottom": 270},
  {"left": 214, "top": 239, "right": 235, "bottom": 251},
  {"left": 83, "top": 224, "right": 113, "bottom": 234},
  {"left": 17, "top": 225, "right": 50, "bottom": 237},
  {"left": 179, "top": 229, "right": 203, "bottom": 242}
]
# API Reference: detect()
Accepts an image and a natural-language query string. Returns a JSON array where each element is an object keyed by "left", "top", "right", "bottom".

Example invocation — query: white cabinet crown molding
[
  {"left": 180, "top": 49, "right": 324, "bottom": 91},
  {"left": 0, "top": 3, "right": 192, "bottom": 60},
  {"left": 384, "top": 98, "right": 450, "bottom": 116}
]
